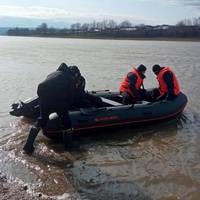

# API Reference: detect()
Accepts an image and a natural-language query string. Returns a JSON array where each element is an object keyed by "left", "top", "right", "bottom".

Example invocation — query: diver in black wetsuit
[{"left": 23, "top": 63, "right": 78, "bottom": 155}]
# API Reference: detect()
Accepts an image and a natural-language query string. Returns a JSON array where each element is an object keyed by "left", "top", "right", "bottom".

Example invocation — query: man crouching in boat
[
  {"left": 70, "top": 66, "right": 103, "bottom": 108},
  {"left": 151, "top": 64, "right": 180, "bottom": 101},
  {"left": 119, "top": 64, "right": 147, "bottom": 104},
  {"left": 23, "top": 63, "right": 79, "bottom": 155}
]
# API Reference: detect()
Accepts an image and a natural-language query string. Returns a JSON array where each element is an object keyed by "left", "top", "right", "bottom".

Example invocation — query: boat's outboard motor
[
  {"left": 10, "top": 98, "right": 40, "bottom": 118},
  {"left": 10, "top": 101, "right": 27, "bottom": 117}
]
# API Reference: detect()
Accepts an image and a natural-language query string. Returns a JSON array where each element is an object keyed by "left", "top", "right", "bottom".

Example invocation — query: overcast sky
[{"left": 0, "top": 0, "right": 200, "bottom": 27}]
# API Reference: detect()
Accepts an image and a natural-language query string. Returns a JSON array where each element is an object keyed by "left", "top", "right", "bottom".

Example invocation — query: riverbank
[
  {"left": 63, "top": 36, "right": 200, "bottom": 42},
  {"left": 0, "top": 172, "right": 47, "bottom": 200},
  {"left": 3, "top": 34, "right": 200, "bottom": 42}
]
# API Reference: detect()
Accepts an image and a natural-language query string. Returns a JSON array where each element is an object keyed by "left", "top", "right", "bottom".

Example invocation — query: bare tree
[
  {"left": 176, "top": 18, "right": 192, "bottom": 26},
  {"left": 96, "top": 21, "right": 104, "bottom": 30},
  {"left": 81, "top": 23, "right": 90, "bottom": 30},
  {"left": 90, "top": 21, "right": 97, "bottom": 30},
  {"left": 176, "top": 20, "right": 185, "bottom": 26},
  {"left": 107, "top": 19, "right": 117, "bottom": 29},
  {"left": 70, "top": 23, "right": 81, "bottom": 30},
  {"left": 119, "top": 20, "right": 132, "bottom": 28},
  {"left": 36, "top": 23, "right": 48, "bottom": 31},
  {"left": 193, "top": 17, "right": 200, "bottom": 26}
]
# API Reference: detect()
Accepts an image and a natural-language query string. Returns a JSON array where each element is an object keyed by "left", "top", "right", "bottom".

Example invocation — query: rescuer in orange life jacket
[
  {"left": 152, "top": 64, "right": 180, "bottom": 101},
  {"left": 119, "top": 64, "right": 147, "bottom": 104}
]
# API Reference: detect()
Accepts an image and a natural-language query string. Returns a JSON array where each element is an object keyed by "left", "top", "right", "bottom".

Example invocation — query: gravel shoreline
[{"left": 0, "top": 172, "right": 51, "bottom": 200}]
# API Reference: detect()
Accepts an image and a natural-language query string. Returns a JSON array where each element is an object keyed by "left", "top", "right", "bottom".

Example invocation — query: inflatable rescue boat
[{"left": 10, "top": 90, "right": 188, "bottom": 139}]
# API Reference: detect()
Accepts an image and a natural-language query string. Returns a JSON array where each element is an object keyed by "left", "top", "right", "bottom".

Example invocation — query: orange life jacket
[
  {"left": 157, "top": 67, "right": 180, "bottom": 96},
  {"left": 120, "top": 68, "right": 143, "bottom": 97}
]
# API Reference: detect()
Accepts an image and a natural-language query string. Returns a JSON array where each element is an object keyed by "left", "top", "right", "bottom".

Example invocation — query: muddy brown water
[{"left": 0, "top": 36, "right": 200, "bottom": 199}]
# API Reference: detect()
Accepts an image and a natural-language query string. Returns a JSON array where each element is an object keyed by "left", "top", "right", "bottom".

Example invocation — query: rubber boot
[
  {"left": 23, "top": 127, "right": 40, "bottom": 155},
  {"left": 62, "top": 129, "right": 73, "bottom": 148},
  {"left": 62, "top": 129, "right": 79, "bottom": 150}
]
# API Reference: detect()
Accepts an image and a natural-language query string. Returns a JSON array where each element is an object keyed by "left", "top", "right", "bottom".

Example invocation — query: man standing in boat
[
  {"left": 119, "top": 64, "right": 147, "bottom": 104},
  {"left": 152, "top": 64, "right": 180, "bottom": 101},
  {"left": 23, "top": 63, "right": 79, "bottom": 155}
]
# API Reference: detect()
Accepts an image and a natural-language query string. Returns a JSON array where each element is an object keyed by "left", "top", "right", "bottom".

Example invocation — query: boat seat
[{"left": 101, "top": 97, "right": 123, "bottom": 106}]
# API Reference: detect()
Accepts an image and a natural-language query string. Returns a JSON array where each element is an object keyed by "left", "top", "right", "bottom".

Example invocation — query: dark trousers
[
  {"left": 36, "top": 99, "right": 71, "bottom": 130},
  {"left": 121, "top": 89, "right": 147, "bottom": 105},
  {"left": 23, "top": 98, "right": 72, "bottom": 154}
]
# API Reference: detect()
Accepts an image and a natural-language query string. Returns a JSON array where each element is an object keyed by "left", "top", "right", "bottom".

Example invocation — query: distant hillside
[
  {"left": 0, "top": 27, "right": 10, "bottom": 35},
  {"left": 6, "top": 23, "right": 200, "bottom": 40}
]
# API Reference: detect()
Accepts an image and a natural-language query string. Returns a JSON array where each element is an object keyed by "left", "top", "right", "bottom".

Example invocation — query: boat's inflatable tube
[
  {"left": 9, "top": 90, "right": 187, "bottom": 140},
  {"left": 43, "top": 92, "right": 187, "bottom": 139}
]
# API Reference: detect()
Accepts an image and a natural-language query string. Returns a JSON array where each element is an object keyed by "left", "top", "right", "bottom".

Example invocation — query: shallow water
[{"left": 0, "top": 36, "right": 200, "bottom": 199}]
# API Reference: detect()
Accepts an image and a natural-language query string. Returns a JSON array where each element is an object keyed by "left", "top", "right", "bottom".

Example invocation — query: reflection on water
[{"left": 0, "top": 36, "right": 200, "bottom": 199}]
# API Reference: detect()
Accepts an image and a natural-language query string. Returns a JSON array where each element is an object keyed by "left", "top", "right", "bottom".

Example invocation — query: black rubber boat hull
[
  {"left": 9, "top": 90, "right": 188, "bottom": 140},
  {"left": 43, "top": 92, "right": 187, "bottom": 139}
]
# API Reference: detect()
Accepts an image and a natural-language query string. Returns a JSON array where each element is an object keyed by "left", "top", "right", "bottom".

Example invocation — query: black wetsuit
[
  {"left": 23, "top": 64, "right": 77, "bottom": 154},
  {"left": 37, "top": 67, "right": 75, "bottom": 129}
]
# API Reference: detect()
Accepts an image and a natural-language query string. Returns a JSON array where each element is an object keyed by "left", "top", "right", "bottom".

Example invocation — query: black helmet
[
  {"left": 137, "top": 64, "right": 147, "bottom": 72},
  {"left": 69, "top": 65, "right": 81, "bottom": 77},
  {"left": 152, "top": 64, "right": 161, "bottom": 73}
]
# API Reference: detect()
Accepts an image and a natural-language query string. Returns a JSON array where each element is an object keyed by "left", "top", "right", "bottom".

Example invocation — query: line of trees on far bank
[{"left": 7, "top": 17, "right": 200, "bottom": 39}]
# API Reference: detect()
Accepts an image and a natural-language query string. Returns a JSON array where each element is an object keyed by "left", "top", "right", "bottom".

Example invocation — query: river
[{"left": 0, "top": 36, "right": 200, "bottom": 199}]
